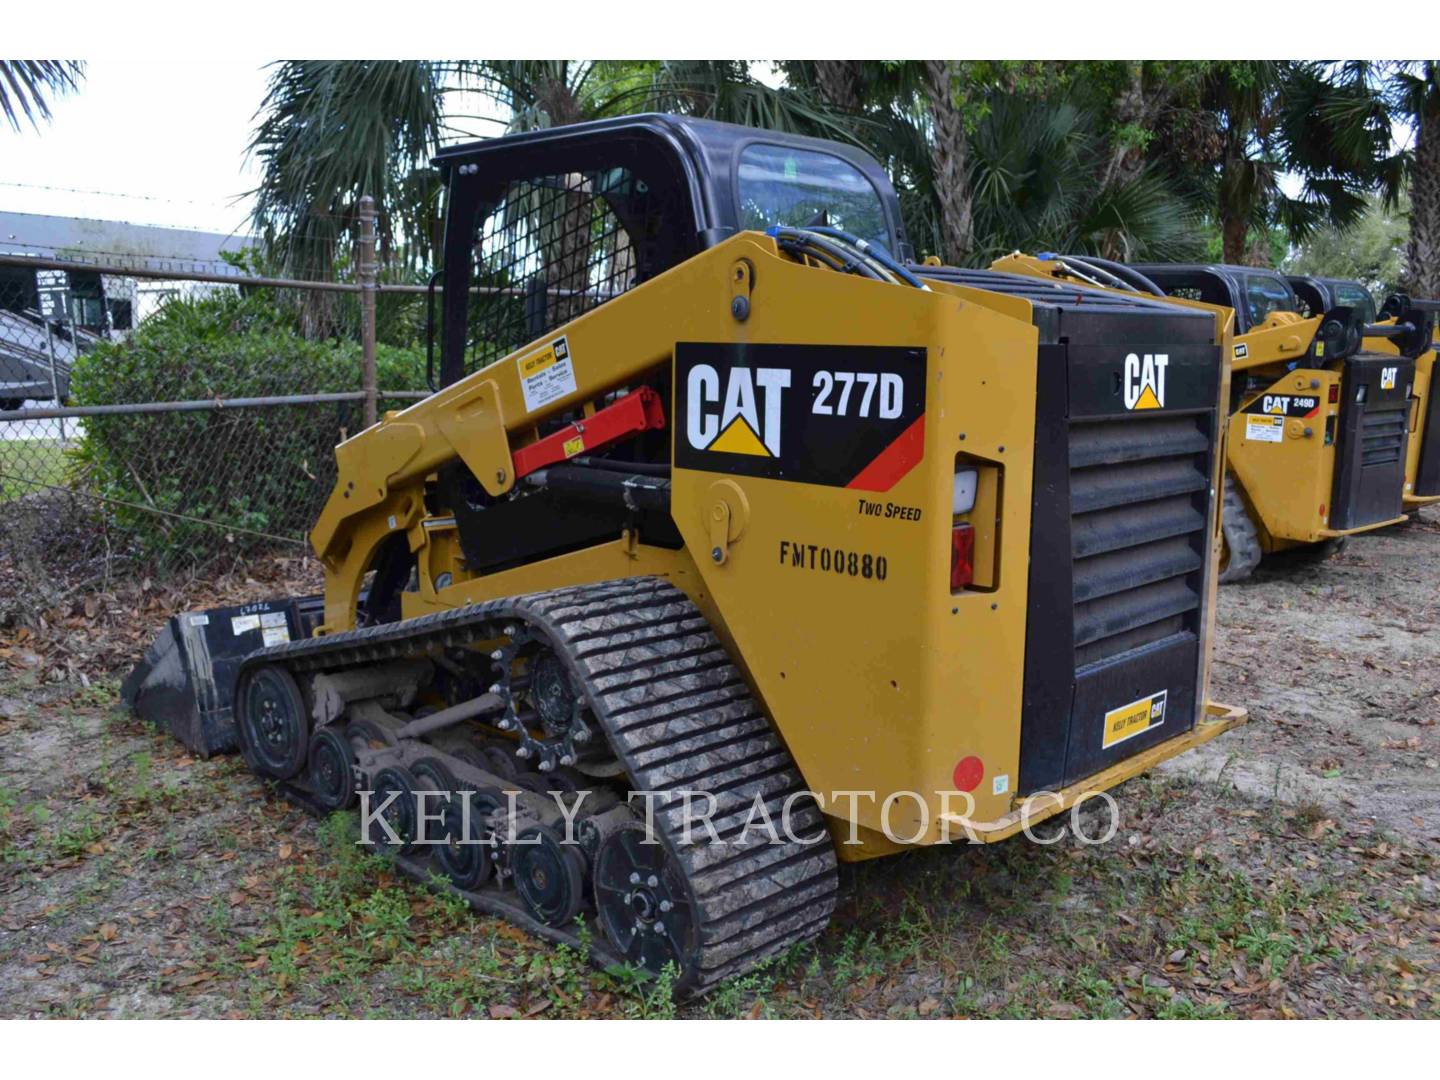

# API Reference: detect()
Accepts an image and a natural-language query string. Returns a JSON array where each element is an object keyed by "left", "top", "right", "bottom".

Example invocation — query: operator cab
[
  {"left": 431, "top": 114, "right": 908, "bottom": 388},
  {"left": 1128, "top": 263, "right": 1301, "bottom": 335},
  {"left": 1287, "top": 275, "right": 1379, "bottom": 323}
]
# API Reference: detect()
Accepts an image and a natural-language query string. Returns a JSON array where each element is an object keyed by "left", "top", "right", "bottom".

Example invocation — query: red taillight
[
  {"left": 952, "top": 755, "right": 984, "bottom": 792},
  {"left": 1328, "top": 383, "right": 1340, "bottom": 404},
  {"left": 950, "top": 523, "right": 974, "bottom": 590}
]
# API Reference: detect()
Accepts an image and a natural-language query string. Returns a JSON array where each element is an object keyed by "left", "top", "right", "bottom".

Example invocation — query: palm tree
[
  {"left": 0, "top": 61, "right": 83, "bottom": 132},
  {"left": 925, "top": 61, "right": 977, "bottom": 264},
  {"left": 248, "top": 61, "right": 474, "bottom": 280},
  {"left": 1272, "top": 61, "right": 1440, "bottom": 295},
  {"left": 1398, "top": 62, "right": 1440, "bottom": 296},
  {"left": 248, "top": 60, "right": 855, "bottom": 282},
  {"left": 965, "top": 90, "right": 1199, "bottom": 263}
]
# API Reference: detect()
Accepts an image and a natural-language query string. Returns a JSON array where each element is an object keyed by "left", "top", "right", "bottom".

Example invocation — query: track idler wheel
[
  {"left": 366, "top": 765, "right": 420, "bottom": 854},
  {"left": 593, "top": 823, "right": 698, "bottom": 978},
  {"left": 512, "top": 822, "right": 585, "bottom": 927},
  {"left": 435, "top": 789, "right": 502, "bottom": 892},
  {"left": 236, "top": 665, "right": 309, "bottom": 779},
  {"left": 411, "top": 755, "right": 459, "bottom": 797},
  {"left": 307, "top": 727, "right": 358, "bottom": 811}
]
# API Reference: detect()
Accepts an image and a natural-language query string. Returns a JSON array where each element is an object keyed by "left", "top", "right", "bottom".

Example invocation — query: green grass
[{"left": 0, "top": 438, "right": 70, "bottom": 501}]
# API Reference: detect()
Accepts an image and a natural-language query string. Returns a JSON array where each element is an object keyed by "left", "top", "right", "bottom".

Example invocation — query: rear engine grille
[
  {"left": 1069, "top": 415, "right": 1211, "bottom": 668},
  {"left": 1360, "top": 409, "right": 1406, "bottom": 467}
]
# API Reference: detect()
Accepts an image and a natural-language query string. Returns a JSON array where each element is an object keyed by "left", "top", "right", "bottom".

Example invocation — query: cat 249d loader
[
  {"left": 125, "top": 115, "right": 1244, "bottom": 994},
  {"left": 1289, "top": 274, "right": 1440, "bottom": 514},
  {"left": 992, "top": 254, "right": 1438, "bottom": 582}
]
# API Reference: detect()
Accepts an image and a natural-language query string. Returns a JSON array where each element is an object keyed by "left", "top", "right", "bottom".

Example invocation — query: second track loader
[
  {"left": 125, "top": 116, "right": 1244, "bottom": 994},
  {"left": 993, "top": 254, "right": 1437, "bottom": 581}
]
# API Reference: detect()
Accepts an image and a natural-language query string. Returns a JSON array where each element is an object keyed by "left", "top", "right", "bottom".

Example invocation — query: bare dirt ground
[{"left": 1, "top": 516, "right": 1436, "bottom": 1019}]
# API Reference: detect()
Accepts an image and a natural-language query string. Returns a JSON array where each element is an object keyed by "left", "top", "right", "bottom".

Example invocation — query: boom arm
[{"left": 309, "top": 236, "right": 772, "bottom": 635}]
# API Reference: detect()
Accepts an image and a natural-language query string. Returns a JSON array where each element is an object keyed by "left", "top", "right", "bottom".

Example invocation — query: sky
[
  {"left": 0, "top": 60, "right": 769, "bottom": 244},
  {"left": 1, "top": 60, "right": 272, "bottom": 237},
  {"left": 0, "top": 60, "right": 1403, "bottom": 246}
]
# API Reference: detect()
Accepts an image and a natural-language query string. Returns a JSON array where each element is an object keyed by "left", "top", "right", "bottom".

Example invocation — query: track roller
[
  {"left": 435, "top": 788, "right": 502, "bottom": 891},
  {"left": 236, "top": 664, "right": 309, "bottom": 779},
  {"left": 306, "top": 727, "right": 358, "bottom": 811},
  {"left": 367, "top": 765, "right": 420, "bottom": 854},
  {"left": 512, "top": 822, "right": 586, "bottom": 926}
]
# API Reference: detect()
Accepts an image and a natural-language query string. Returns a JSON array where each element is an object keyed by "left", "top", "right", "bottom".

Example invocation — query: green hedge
[{"left": 69, "top": 290, "right": 426, "bottom": 561}]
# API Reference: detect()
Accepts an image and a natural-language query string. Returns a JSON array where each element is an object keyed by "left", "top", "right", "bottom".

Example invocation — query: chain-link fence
[{"left": 0, "top": 204, "right": 433, "bottom": 619}]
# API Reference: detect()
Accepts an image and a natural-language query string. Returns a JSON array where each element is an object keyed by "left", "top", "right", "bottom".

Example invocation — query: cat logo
[
  {"left": 1123, "top": 352, "right": 1169, "bottom": 410},
  {"left": 1381, "top": 366, "right": 1398, "bottom": 390},
  {"left": 686, "top": 363, "right": 791, "bottom": 457},
  {"left": 1234, "top": 342, "right": 1249, "bottom": 360}
]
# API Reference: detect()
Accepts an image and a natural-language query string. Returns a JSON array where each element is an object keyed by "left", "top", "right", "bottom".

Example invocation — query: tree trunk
[
  {"left": 1100, "top": 62, "right": 1148, "bottom": 194},
  {"left": 925, "top": 60, "right": 974, "bottom": 265},
  {"left": 1405, "top": 65, "right": 1440, "bottom": 298},
  {"left": 1243, "top": 230, "right": 1273, "bottom": 268},
  {"left": 814, "top": 61, "right": 863, "bottom": 112},
  {"left": 1221, "top": 212, "right": 1249, "bottom": 265}
]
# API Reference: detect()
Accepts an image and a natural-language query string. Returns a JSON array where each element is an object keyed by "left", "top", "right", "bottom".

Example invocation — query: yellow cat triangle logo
[
  {"left": 1133, "top": 384, "right": 1162, "bottom": 410},
  {"left": 709, "top": 416, "right": 771, "bottom": 456}
]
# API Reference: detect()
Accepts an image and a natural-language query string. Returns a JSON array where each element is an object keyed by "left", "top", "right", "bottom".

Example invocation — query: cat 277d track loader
[
  {"left": 991, "top": 254, "right": 1439, "bottom": 582},
  {"left": 125, "top": 115, "right": 1244, "bottom": 994}
]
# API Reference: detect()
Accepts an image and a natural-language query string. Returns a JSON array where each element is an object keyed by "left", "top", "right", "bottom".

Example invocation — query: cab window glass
[
  {"left": 737, "top": 144, "right": 890, "bottom": 252},
  {"left": 1334, "top": 282, "right": 1377, "bottom": 323},
  {"left": 1244, "top": 274, "right": 1294, "bottom": 326}
]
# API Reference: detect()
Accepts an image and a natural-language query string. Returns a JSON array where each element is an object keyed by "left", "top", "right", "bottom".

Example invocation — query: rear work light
[
  {"left": 953, "top": 468, "right": 978, "bottom": 515},
  {"left": 950, "top": 523, "right": 975, "bottom": 590}
]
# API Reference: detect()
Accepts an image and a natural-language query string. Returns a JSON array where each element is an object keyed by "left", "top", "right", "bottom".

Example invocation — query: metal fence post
[{"left": 358, "top": 195, "right": 379, "bottom": 428}]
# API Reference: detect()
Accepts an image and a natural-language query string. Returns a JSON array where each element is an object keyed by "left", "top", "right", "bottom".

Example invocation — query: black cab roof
[
  {"left": 435, "top": 113, "right": 910, "bottom": 259},
  {"left": 1128, "top": 263, "right": 1299, "bottom": 334},
  {"left": 1286, "top": 274, "right": 1378, "bottom": 321}
]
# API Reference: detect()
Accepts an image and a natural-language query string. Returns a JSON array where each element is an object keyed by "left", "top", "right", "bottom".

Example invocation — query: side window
[
  {"left": 1334, "top": 283, "right": 1377, "bottom": 323},
  {"left": 737, "top": 143, "right": 891, "bottom": 252},
  {"left": 1244, "top": 275, "right": 1294, "bottom": 326}
]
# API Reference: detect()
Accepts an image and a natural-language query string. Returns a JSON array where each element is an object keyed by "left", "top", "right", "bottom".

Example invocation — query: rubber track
[
  {"left": 1218, "top": 473, "right": 1262, "bottom": 584},
  {"left": 241, "top": 576, "right": 839, "bottom": 993}
]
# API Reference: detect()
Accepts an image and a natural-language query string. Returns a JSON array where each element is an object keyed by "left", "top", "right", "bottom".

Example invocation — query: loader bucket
[{"left": 121, "top": 595, "right": 325, "bottom": 757}]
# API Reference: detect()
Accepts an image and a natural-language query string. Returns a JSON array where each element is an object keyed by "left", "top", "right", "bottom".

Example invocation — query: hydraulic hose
[{"left": 800, "top": 226, "right": 931, "bottom": 290}]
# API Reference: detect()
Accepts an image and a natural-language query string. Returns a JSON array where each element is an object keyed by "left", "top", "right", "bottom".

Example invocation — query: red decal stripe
[{"left": 846, "top": 415, "right": 926, "bottom": 492}]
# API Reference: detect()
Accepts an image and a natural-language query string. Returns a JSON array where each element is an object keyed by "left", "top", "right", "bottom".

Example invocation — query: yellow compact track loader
[
  {"left": 125, "top": 116, "right": 1244, "bottom": 993},
  {"left": 992, "top": 254, "right": 1438, "bottom": 582},
  {"left": 1289, "top": 275, "right": 1440, "bottom": 513}
]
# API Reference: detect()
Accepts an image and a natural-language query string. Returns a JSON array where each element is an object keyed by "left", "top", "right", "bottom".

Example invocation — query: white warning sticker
[
  {"left": 1245, "top": 415, "right": 1285, "bottom": 443},
  {"left": 231, "top": 614, "right": 261, "bottom": 636},
  {"left": 516, "top": 335, "right": 577, "bottom": 413},
  {"left": 259, "top": 611, "right": 288, "bottom": 629},
  {"left": 261, "top": 625, "right": 291, "bottom": 647}
]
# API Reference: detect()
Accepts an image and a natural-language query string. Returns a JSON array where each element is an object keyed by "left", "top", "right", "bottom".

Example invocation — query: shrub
[{"left": 69, "top": 290, "right": 426, "bottom": 563}]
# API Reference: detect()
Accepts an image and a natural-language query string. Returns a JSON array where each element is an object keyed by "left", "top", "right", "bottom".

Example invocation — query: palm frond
[{"left": 0, "top": 60, "right": 83, "bottom": 132}]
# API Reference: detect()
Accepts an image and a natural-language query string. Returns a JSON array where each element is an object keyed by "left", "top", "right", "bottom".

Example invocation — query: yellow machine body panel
[
  {"left": 1228, "top": 368, "right": 1348, "bottom": 546},
  {"left": 310, "top": 236, "right": 1239, "bottom": 856}
]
